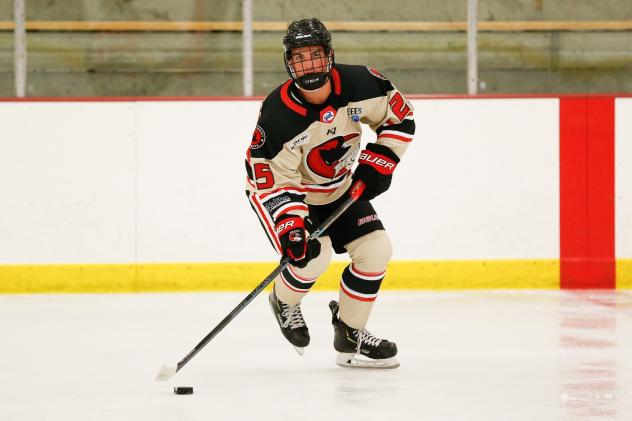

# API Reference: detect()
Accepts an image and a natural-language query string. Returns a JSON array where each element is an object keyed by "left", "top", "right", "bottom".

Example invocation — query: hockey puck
[{"left": 173, "top": 386, "right": 194, "bottom": 395}]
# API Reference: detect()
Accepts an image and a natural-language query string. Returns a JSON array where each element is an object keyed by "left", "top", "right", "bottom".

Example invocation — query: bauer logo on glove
[
  {"left": 358, "top": 151, "right": 397, "bottom": 174},
  {"left": 352, "top": 143, "right": 400, "bottom": 201},
  {"left": 276, "top": 219, "right": 296, "bottom": 235}
]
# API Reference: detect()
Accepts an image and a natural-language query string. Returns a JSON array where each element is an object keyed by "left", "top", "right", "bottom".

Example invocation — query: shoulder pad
[
  {"left": 249, "top": 84, "right": 311, "bottom": 160},
  {"left": 334, "top": 64, "right": 395, "bottom": 102}
]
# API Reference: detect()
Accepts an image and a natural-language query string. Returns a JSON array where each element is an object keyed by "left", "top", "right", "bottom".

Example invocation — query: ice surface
[{"left": 1, "top": 290, "right": 631, "bottom": 421}]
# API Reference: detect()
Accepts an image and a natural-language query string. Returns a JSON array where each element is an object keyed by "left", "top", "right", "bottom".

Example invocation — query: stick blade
[{"left": 155, "top": 364, "right": 177, "bottom": 381}]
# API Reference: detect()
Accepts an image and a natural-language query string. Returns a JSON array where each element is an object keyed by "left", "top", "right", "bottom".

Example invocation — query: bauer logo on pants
[{"left": 357, "top": 214, "right": 379, "bottom": 226}]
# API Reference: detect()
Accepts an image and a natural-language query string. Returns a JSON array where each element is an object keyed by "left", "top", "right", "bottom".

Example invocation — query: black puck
[{"left": 174, "top": 386, "right": 194, "bottom": 395}]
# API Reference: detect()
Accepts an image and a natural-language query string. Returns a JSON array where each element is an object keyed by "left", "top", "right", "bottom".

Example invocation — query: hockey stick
[{"left": 155, "top": 180, "right": 366, "bottom": 381}]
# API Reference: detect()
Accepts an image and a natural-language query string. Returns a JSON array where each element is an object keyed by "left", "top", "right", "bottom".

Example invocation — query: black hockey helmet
[{"left": 283, "top": 18, "right": 335, "bottom": 91}]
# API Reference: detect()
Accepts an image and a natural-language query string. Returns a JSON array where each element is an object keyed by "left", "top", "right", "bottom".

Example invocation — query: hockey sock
[
  {"left": 338, "top": 263, "right": 386, "bottom": 329},
  {"left": 274, "top": 265, "right": 318, "bottom": 305}
]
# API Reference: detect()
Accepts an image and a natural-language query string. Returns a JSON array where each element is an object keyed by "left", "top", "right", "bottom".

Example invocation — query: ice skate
[
  {"left": 269, "top": 288, "right": 310, "bottom": 355},
  {"left": 329, "top": 300, "right": 399, "bottom": 369}
]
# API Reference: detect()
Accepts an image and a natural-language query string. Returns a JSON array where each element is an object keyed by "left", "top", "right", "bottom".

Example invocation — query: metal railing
[
  {"left": 5, "top": 0, "right": 632, "bottom": 97},
  {"left": 3, "top": 20, "right": 632, "bottom": 32}
]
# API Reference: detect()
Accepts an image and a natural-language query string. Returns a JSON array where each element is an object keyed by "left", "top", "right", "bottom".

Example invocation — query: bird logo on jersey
[
  {"left": 250, "top": 125, "right": 266, "bottom": 150},
  {"left": 306, "top": 132, "right": 360, "bottom": 179}
]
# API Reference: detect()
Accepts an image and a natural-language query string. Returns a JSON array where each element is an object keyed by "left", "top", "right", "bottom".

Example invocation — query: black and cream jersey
[{"left": 245, "top": 63, "right": 415, "bottom": 225}]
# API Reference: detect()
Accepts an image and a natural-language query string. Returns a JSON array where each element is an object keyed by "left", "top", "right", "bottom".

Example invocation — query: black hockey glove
[
  {"left": 275, "top": 215, "right": 321, "bottom": 269},
  {"left": 352, "top": 143, "right": 400, "bottom": 201}
]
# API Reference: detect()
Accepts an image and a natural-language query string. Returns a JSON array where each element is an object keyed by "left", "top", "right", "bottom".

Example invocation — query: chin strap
[{"left": 296, "top": 72, "right": 330, "bottom": 91}]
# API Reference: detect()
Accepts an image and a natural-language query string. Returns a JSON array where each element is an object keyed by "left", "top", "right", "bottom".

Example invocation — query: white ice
[{"left": 1, "top": 290, "right": 631, "bottom": 421}]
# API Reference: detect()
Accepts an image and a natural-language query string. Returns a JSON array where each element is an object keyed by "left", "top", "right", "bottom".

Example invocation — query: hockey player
[{"left": 245, "top": 18, "right": 414, "bottom": 368}]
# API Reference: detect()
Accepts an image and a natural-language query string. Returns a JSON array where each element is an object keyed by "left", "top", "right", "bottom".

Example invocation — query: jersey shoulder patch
[{"left": 249, "top": 125, "right": 266, "bottom": 150}]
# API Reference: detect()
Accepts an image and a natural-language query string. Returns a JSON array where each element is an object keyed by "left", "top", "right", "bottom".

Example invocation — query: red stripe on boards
[
  {"left": 560, "top": 98, "right": 588, "bottom": 287},
  {"left": 559, "top": 97, "right": 615, "bottom": 289},
  {"left": 586, "top": 98, "right": 616, "bottom": 288}
]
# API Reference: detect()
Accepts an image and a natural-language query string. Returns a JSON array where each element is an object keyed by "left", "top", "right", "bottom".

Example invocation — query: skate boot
[
  {"left": 269, "top": 287, "right": 310, "bottom": 355},
  {"left": 329, "top": 300, "right": 399, "bottom": 369}
]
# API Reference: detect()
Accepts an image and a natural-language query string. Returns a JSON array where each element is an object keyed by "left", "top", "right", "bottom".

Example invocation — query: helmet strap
[
  {"left": 296, "top": 73, "right": 329, "bottom": 91},
  {"left": 284, "top": 50, "right": 334, "bottom": 91}
]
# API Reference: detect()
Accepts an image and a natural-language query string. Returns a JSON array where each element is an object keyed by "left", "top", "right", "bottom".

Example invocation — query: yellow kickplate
[
  {"left": 617, "top": 259, "right": 632, "bottom": 289},
  {"left": 0, "top": 259, "right": 560, "bottom": 293}
]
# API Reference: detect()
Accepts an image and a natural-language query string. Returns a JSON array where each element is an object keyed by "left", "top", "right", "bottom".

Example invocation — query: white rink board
[
  {"left": 133, "top": 101, "right": 265, "bottom": 262},
  {"left": 0, "top": 103, "right": 137, "bottom": 263},
  {"left": 0, "top": 99, "right": 560, "bottom": 264},
  {"left": 375, "top": 99, "right": 559, "bottom": 260},
  {"left": 616, "top": 98, "right": 632, "bottom": 258}
]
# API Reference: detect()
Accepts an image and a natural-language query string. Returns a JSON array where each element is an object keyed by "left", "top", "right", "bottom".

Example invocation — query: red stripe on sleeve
[
  {"left": 251, "top": 194, "right": 282, "bottom": 253},
  {"left": 377, "top": 133, "right": 413, "bottom": 143}
]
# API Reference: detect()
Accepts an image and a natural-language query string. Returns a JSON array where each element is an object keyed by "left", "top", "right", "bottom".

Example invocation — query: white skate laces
[
  {"left": 356, "top": 328, "right": 382, "bottom": 352},
  {"left": 329, "top": 300, "right": 399, "bottom": 368},
  {"left": 338, "top": 327, "right": 399, "bottom": 369},
  {"left": 280, "top": 303, "right": 306, "bottom": 330}
]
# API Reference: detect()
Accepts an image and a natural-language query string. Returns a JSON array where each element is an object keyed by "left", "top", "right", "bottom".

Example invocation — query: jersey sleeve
[
  {"left": 360, "top": 68, "right": 415, "bottom": 159},
  {"left": 246, "top": 103, "right": 309, "bottom": 224}
]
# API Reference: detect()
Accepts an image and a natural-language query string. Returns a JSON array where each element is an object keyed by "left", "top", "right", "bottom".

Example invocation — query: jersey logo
[
  {"left": 306, "top": 132, "right": 360, "bottom": 179},
  {"left": 250, "top": 125, "right": 266, "bottom": 150},
  {"left": 347, "top": 107, "right": 362, "bottom": 123},
  {"left": 289, "top": 133, "right": 310, "bottom": 150},
  {"left": 319, "top": 106, "right": 337, "bottom": 123},
  {"left": 368, "top": 67, "right": 386, "bottom": 80}
]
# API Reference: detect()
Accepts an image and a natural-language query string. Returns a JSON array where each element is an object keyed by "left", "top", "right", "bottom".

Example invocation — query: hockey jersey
[{"left": 245, "top": 63, "right": 415, "bottom": 227}]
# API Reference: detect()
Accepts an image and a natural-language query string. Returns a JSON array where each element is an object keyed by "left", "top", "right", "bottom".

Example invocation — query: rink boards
[{"left": 0, "top": 95, "right": 630, "bottom": 291}]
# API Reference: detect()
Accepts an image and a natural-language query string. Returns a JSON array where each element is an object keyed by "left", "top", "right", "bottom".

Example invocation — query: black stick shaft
[{"left": 174, "top": 181, "right": 365, "bottom": 373}]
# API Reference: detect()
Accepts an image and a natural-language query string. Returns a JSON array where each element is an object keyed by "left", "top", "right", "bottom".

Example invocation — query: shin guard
[{"left": 339, "top": 230, "right": 392, "bottom": 328}]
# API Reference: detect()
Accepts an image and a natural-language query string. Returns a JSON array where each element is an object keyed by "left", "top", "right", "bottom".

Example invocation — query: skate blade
[
  {"left": 336, "top": 352, "right": 399, "bottom": 369},
  {"left": 294, "top": 346, "right": 305, "bottom": 356}
]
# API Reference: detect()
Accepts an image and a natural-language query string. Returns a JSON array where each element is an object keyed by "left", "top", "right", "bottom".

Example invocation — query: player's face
[{"left": 289, "top": 45, "right": 330, "bottom": 78}]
